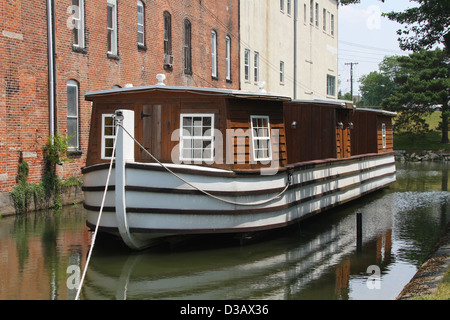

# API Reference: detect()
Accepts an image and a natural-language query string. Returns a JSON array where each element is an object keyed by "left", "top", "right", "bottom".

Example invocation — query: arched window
[
  {"left": 184, "top": 19, "right": 192, "bottom": 74},
  {"left": 67, "top": 80, "right": 79, "bottom": 150},
  {"left": 163, "top": 11, "right": 173, "bottom": 69},
  {"left": 211, "top": 30, "right": 217, "bottom": 78}
]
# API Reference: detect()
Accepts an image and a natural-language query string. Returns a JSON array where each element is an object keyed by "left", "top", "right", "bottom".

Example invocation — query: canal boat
[{"left": 82, "top": 77, "right": 397, "bottom": 250}]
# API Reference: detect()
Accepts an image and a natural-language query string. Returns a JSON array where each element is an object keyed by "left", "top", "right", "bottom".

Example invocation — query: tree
[
  {"left": 358, "top": 56, "right": 399, "bottom": 107},
  {"left": 359, "top": 71, "right": 395, "bottom": 106},
  {"left": 382, "top": 48, "right": 450, "bottom": 143},
  {"left": 383, "top": 0, "right": 450, "bottom": 52}
]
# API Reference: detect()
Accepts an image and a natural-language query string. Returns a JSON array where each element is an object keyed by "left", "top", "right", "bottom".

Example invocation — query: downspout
[
  {"left": 293, "top": 0, "right": 298, "bottom": 99},
  {"left": 47, "top": 0, "right": 56, "bottom": 137}
]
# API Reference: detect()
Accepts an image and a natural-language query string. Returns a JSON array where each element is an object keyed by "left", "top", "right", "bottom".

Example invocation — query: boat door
[
  {"left": 141, "top": 105, "right": 162, "bottom": 161},
  {"left": 336, "top": 108, "right": 352, "bottom": 159}
]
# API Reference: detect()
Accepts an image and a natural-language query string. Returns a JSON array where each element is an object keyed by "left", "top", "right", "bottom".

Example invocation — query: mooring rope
[
  {"left": 75, "top": 121, "right": 119, "bottom": 300},
  {"left": 117, "top": 122, "right": 291, "bottom": 206}
]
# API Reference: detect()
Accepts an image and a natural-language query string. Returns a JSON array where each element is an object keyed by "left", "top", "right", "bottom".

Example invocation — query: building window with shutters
[{"left": 163, "top": 11, "right": 173, "bottom": 69}]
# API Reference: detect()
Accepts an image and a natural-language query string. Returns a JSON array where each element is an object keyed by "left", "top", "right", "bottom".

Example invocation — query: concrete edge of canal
[
  {"left": 396, "top": 222, "right": 450, "bottom": 300},
  {"left": 0, "top": 187, "right": 84, "bottom": 217}
]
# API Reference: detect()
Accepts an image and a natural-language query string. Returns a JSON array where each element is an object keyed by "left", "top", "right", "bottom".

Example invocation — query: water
[{"left": 0, "top": 161, "right": 448, "bottom": 300}]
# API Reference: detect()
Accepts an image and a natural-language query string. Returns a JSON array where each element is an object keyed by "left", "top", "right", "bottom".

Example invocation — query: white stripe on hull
[{"left": 83, "top": 154, "right": 396, "bottom": 246}]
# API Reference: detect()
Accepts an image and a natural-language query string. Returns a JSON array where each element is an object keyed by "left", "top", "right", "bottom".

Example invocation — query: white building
[{"left": 240, "top": 0, "right": 338, "bottom": 100}]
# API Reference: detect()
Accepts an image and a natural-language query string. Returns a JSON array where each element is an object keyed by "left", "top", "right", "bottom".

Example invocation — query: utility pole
[{"left": 345, "top": 62, "right": 358, "bottom": 101}]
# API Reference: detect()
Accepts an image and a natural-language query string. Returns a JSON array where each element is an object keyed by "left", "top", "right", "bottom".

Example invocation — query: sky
[{"left": 338, "top": 0, "right": 417, "bottom": 96}]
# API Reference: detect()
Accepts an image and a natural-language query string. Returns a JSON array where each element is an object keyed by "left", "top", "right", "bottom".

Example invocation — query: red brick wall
[
  {"left": 0, "top": 0, "right": 49, "bottom": 193},
  {"left": 0, "top": 0, "right": 239, "bottom": 194}
]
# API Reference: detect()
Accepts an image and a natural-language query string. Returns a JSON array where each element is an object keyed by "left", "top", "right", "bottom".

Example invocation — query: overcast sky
[{"left": 338, "top": 0, "right": 417, "bottom": 96}]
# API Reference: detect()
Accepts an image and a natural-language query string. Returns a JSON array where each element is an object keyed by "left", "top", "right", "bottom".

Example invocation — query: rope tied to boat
[
  {"left": 117, "top": 122, "right": 292, "bottom": 206},
  {"left": 75, "top": 119, "right": 119, "bottom": 300}
]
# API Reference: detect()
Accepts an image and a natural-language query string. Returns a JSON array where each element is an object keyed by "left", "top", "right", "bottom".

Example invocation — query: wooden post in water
[{"left": 356, "top": 212, "right": 362, "bottom": 253}]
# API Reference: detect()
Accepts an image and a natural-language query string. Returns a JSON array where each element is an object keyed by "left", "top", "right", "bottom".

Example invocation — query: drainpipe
[
  {"left": 293, "top": 0, "right": 298, "bottom": 100},
  {"left": 47, "top": 0, "right": 56, "bottom": 137}
]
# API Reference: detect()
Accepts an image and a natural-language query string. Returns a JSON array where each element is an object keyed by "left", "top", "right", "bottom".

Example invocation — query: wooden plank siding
[
  {"left": 85, "top": 91, "right": 287, "bottom": 171},
  {"left": 351, "top": 110, "right": 394, "bottom": 156},
  {"left": 283, "top": 102, "right": 337, "bottom": 164},
  {"left": 227, "top": 98, "right": 287, "bottom": 170}
]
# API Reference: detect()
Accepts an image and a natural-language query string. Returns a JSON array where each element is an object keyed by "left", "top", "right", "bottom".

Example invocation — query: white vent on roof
[{"left": 156, "top": 74, "right": 166, "bottom": 86}]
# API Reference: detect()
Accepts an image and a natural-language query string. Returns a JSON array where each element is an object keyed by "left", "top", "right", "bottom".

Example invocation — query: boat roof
[
  {"left": 291, "top": 98, "right": 355, "bottom": 109},
  {"left": 356, "top": 107, "right": 397, "bottom": 117},
  {"left": 85, "top": 84, "right": 292, "bottom": 102}
]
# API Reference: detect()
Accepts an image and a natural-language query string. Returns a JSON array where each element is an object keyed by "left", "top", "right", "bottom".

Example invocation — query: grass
[
  {"left": 411, "top": 268, "right": 450, "bottom": 300},
  {"left": 394, "top": 111, "right": 450, "bottom": 152}
]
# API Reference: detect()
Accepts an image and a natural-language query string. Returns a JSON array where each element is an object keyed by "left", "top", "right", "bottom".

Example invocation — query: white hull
[{"left": 82, "top": 153, "right": 396, "bottom": 249}]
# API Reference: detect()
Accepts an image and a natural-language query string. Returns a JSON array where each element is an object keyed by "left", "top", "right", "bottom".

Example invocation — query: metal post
[{"left": 356, "top": 212, "right": 362, "bottom": 252}]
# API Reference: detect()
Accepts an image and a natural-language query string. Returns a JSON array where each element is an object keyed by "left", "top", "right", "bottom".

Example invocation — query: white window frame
[
  {"left": 280, "top": 61, "right": 284, "bottom": 84},
  {"left": 287, "top": 0, "right": 291, "bottom": 15},
  {"left": 244, "top": 49, "right": 250, "bottom": 82},
  {"left": 304, "top": 4, "right": 307, "bottom": 24},
  {"left": 107, "top": 0, "right": 117, "bottom": 55},
  {"left": 327, "top": 74, "right": 336, "bottom": 97},
  {"left": 382, "top": 123, "right": 387, "bottom": 149},
  {"left": 226, "top": 35, "right": 231, "bottom": 81},
  {"left": 323, "top": 8, "right": 327, "bottom": 31},
  {"left": 137, "top": 0, "right": 145, "bottom": 46},
  {"left": 331, "top": 14, "right": 335, "bottom": 36},
  {"left": 315, "top": 3, "right": 319, "bottom": 27},
  {"left": 179, "top": 114, "right": 215, "bottom": 162},
  {"left": 250, "top": 115, "right": 272, "bottom": 162},
  {"left": 310, "top": 0, "right": 314, "bottom": 24},
  {"left": 211, "top": 30, "right": 217, "bottom": 78},
  {"left": 72, "top": 0, "right": 85, "bottom": 48},
  {"left": 254, "top": 52, "right": 259, "bottom": 83},
  {"left": 67, "top": 80, "right": 79, "bottom": 151},
  {"left": 101, "top": 114, "right": 116, "bottom": 160}
]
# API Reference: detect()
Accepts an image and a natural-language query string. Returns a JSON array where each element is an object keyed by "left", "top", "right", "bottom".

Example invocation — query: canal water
[{"left": 0, "top": 161, "right": 448, "bottom": 300}]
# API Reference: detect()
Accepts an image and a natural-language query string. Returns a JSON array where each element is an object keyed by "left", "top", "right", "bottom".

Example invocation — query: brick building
[{"left": 0, "top": 0, "right": 239, "bottom": 208}]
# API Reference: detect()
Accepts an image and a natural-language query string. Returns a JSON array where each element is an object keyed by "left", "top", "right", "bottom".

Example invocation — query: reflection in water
[
  {"left": 0, "top": 161, "right": 448, "bottom": 300},
  {"left": 0, "top": 207, "right": 90, "bottom": 300}
]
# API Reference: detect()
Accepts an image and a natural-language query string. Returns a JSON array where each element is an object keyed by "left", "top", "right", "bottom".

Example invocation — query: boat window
[
  {"left": 180, "top": 114, "right": 215, "bottom": 162},
  {"left": 101, "top": 114, "right": 117, "bottom": 159},
  {"left": 250, "top": 116, "right": 272, "bottom": 161}
]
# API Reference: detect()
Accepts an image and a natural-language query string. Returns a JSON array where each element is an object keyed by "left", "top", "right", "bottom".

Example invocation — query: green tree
[
  {"left": 382, "top": 48, "right": 450, "bottom": 143},
  {"left": 359, "top": 71, "right": 395, "bottom": 106},
  {"left": 383, "top": 0, "right": 450, "bottom": 52},
  {"left": 358, "top": 56, "right": 399, "bottom": 107}
]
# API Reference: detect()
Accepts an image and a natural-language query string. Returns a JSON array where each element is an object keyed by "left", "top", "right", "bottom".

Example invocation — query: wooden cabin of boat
[
  {"left": 85, "top": 86, "right": 290, "bottom": 172},
  {"left": 85, "top": 89, "right": 395, "bottom": 171},
  {"left": 82, "top": 83, "right": 397, "bottom": 250},
  {"left": 283, "top": 99, "right": 395, "bottom": 164}
]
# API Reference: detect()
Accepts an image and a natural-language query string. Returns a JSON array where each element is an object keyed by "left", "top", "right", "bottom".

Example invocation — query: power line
[{"left": 339, "top": 40, "right": 404, "bottom": 55}]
